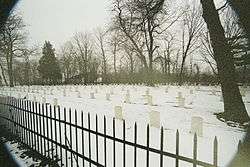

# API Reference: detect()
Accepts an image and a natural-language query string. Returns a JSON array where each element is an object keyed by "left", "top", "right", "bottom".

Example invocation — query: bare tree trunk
[
  {"left": 0, "top": 61, "right": 8, "bottom": 86},
  {"left": 201, "top": 0, "right": 249, "bottom": 123}
]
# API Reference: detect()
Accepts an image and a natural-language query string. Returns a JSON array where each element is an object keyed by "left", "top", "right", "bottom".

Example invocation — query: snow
[
  {"left": 4, "top": 140, "right": 41, "bottom": 167},
  {"left": 0, "top": 84, "right": 249, "bottom": 167}
]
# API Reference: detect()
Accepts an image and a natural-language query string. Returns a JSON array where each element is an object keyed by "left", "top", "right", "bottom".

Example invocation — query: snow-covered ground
[{"left": 0, "top": 84, "right": 249, "bottom": 167}]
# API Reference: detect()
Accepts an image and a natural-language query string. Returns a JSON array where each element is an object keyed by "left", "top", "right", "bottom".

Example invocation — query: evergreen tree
[{"left": 38, "top": 41, "right": 62, "bottom": 85}]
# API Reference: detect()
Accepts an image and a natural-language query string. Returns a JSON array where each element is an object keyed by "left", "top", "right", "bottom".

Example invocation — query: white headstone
[
  {"left": 63, "top": 89, "right": 66, "bottom": 97},
  {"left": 191, "top": 116, "right": 203, "bottom": 137},
  {"left": 190, "top": 89, "right": 193, "bottom": 94},
  {"left": 147, "top": 95, "right": 153, "bottom": 106},
  {"left": 53, "top": 98, "right": 58, "bottom": 106},
  {"left": 177, "top": 97, "right": 185, "bottom": 107},
  {"left": 177, "top": 92, "right": 182, "bottom": 99},
  {"left": 18, "top": 93, "right": 21, "bottom": 99},
  {"left": 124, "top": 93, "right": 130, "bottom": 103},
  {"left": 114, "top": 106, "right": 123, "bottom": 120},
  {"left": 106, "top": 93, "right": 111, "bottom": 101},
  {"left": 146, "top": 88, "right": 150, "bottom": 96},
  {"left": 165, "top": 87, "right": 168, "bottom": 93},
  {"left": 77, "top": 91, "right": 81, "bottom": 98},
  {"left": 95, "top": 88, "right": 98, "bottom": 94},
  {"left": 110, "top": 88, "right": 114, "bottom": 95},
  {"left": 149, "top": 110, "right": 160, "bottom": 128},
  {"left": 42, "top": 97, "right": 46, "bottom": 104},
  {"left": 90, "top": 92, "right": 95, "bottom": 99}
]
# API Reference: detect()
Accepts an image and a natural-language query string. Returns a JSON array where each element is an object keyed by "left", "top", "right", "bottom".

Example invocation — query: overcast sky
[
  {"left": 15, "top": 0, "right": 225, "bottom": 51},
  {"left": 15, "top": 0, "right": 111, "bottom": 49}
]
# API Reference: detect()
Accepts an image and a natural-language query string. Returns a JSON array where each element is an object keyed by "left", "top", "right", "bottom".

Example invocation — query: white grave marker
[
  {"left": 149, "top": 110, "right": 160, "bottom": 128},
  {"left": 110, "top": 88, "right": 114, "bottom": 95},
  {"left": 114, "top": 106, "right": 123, "bottom": 120},
  {"left": 90, "top": 92, "right": 95, "bottom": 99},
  {"left": 106, "top": 93, "right": 111, "bottom": 101},
  {"left": 147, "top": 95, "right": 153, "bottom": 106},
  {"left": 63, "top": 89, "right": 66, "bottom": 97},
  {"left": 176, "top": 92, "right": 185, "bottom": 107},
  {"left": 124, "top": 93, "right": 130, "bottom": 103},
  {"left": 53, "top": 98, "right": 58, "bottom": 106},
  {"left": 42, "top": 97, "right": 46, "bottom": 104},
  {"left": 165, "top": 87, "right": 168, "bottom": 93},
  {"left": 146, "top": 88, "right": 150, "bottom": 96},
  {"left": 77, "top": 91, "right": 81, "bottom": 98},
  {"left": 191, "top": 116, "right": 203, "bottom": 137}
]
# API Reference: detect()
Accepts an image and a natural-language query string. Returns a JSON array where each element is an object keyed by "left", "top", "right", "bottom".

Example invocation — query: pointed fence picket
[{"left": 0, "top": 95, "right": 227, "bottom": 167}]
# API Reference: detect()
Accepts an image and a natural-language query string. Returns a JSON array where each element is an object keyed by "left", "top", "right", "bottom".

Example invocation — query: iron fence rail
[{"left": 0, "top": 96, "right": 220, "bottom": 167}]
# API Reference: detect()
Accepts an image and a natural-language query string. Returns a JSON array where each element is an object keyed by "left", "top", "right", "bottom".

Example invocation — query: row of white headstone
[{"left": 114, "top": 105, "right": 203, "bottom": 136}]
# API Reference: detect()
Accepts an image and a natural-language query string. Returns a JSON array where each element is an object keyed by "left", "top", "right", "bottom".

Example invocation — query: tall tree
[
  {"left": 179, "top": 4, "right": 203, "bottom": 85},
  {"left": 112, "top": 0, "right": 178, "bottom": 84},
  {"left": 0, "top": 12, "right": 27, "bottom": 87},
  {"left": 95, "top": 28, "right": 108, "bottom": 83},
  {"left": 38, "top": 41, "right": 62, "bottom": 85},
  {"left": 200, "top": 0, "right": 249, "bottom": 123},
  {"left": 73, "top": 32, "right": 94, "bottom": 84}
]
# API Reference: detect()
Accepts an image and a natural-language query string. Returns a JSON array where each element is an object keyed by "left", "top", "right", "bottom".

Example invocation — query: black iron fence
[{"left": 0, "top": 96, "right": 224, "bottom": 167}]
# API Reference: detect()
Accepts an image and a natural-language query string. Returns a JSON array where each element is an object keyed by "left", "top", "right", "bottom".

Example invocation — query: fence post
[
  {"left": 42, "top": 103, "right": 46, "bottom": 157},
  {"left": 69, "top": 108, "right": 73, "bottom": 167},
  {"left": 35, "top": 102, "right": 39, "bottom": 154},
  {"left": 88, "top": 113, "right": 92, "bottom": 167},
  {"left": 104, "top": 116, "right": 107, "bottom": 167},
  {"left": 64, "top": 107, "right": 68, "bottom": 167},
  {"left": 54, "top": 105, "right": 58, "bottom": 162},
  {"left": 160, "top": 126, "right": 164, "bottom": 167},
  {"left": 81, "top": 111, "right": 85, "bottom": 166},
  {"left": 146, "top": 124, "right": 150, "bottom": 167},
  {"left": 213, "top": 136, "right": 218, "bottom": 167},
  {"left": 58, "top": 106, "right": 63, "bottom": 166},
  {"left": 96, "top": 114, "right": 99, "bottom": 164},
  {"left": 193, "top": 133, "right": 197, "bottom": 167},
  {"left": 32, "top": 102, "right": 36, "bottom": 153},
  {"left": 123, "top": 120, "right": 126, "bottom": 167},
  {"left": 75, "top": 110, "right": 79, "bottom": 165},
  {"left": 134, "top": 122, "right": 137, "bottom": 167},
  {"left": 113, "top": 118, "right": 116, "bottom": 167},
  {"left": 176, "top": 130, "right": 179, "bottom": 167}
]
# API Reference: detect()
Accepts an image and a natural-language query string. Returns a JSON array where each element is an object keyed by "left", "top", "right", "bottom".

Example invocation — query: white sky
[
  {"left": 15, "top": 0, "right": 111, "bottom": 49},
  {"left": 15, "top": 0, "right": 224, "bottom": 51}
]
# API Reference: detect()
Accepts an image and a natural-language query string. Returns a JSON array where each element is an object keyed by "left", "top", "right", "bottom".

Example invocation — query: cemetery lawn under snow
[{"left": 1, "top": 84, "right": 250, "bottom": 167}]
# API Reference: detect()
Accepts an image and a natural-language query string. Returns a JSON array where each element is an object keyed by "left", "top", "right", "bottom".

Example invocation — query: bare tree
[
  {"left": 95, "top": 28, "right": 109, "bottom": 83},
  {"left": 109, "top": 31, "right": 122, "bottom": 75},
  {"left": 112, "top": 0, "right": 179, "bottom": 84},
  {"left": 179, "top": 4, "right": 204, "bottom": 85},
  {"left": 0, "top": 12, "right": 27, "bottom": 87},
  {"left": 154, "top": 34, "right": 175, "bottom": 75},
  {"left": 60, "top": 41, "right": 78, "bottom": 81},
  {"left": 72, "top": 32, "right": 94, "bottom": 84}
]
